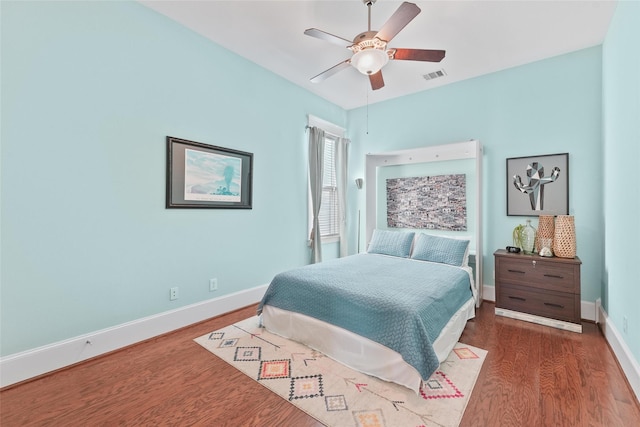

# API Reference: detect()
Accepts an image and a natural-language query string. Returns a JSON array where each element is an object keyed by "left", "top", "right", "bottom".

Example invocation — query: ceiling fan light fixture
[{"left": 351, "top": 48, "right": 389, "bottom": 75}]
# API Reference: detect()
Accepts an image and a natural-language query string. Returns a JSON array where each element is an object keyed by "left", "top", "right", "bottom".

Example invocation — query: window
[
  {"left": 318, "top": 136, "right": 338, "bottom": 240},
  {"left": 307, "top": 115, "right": 345, "bottom": 244}
]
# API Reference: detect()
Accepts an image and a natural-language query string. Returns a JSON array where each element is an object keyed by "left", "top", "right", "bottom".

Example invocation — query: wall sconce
[{"left": 355, "top": 178, "right": 364, "bottom": 189}]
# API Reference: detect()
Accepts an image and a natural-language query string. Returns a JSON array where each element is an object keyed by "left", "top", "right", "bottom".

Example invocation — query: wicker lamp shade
[
  {"left": 554, "top": 215, "right": 576, "bottom": 258},
  {"left": 536, "top": 215, "right": 555, "bottom": 252}
]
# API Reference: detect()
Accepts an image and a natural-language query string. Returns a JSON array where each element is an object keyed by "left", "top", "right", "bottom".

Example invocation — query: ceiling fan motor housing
[{"left": 352, "top": 31, "right": 386, "bottom": 46}]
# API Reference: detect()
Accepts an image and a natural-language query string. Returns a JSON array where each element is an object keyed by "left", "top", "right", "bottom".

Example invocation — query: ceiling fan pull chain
[{"left": 366, "top": 85, "right": 370, "bottom": 135}]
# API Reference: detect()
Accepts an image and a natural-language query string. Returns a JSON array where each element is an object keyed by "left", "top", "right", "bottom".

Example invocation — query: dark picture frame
[
  {"left": 166, "top": 136, "right": 253, "bottom": 209},
  {"left": 506, "top": 153, "right": 568, "bottom": 216}
]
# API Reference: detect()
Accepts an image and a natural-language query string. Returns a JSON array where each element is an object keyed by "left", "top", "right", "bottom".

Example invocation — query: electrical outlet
[
  {"left": 209, "top": 278, "right": 218, "bottom": 291},
  {"left": 170, "top": 287, "right": 179, "bottom": 301},
  {"left": 623, "top": 316, "right": 628, "bottom": 333}
]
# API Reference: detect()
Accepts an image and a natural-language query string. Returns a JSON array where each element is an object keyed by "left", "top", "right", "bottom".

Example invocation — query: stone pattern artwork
[{"left": 386, "top": 174, "right": 467, "bottom": 231}]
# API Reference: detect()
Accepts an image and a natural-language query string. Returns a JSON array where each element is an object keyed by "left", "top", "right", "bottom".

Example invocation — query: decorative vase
[
  {"left": 554, "top": 215, "right": 576, "bottom": 258},
  {"left": 522, "top": 219, "right": 536, "bottom": 254},
  {"left": 536, "top": 215, "right": 555, "bottom": 253}
]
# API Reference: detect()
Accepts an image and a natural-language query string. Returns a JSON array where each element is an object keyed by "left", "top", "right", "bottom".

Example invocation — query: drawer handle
[
  {"left": 544, "top": 274, "right": 564, "bottom": 279},
  {"left": 508, "top": 296, "right": 526, "bottom": 302},
  {"left": 507, "top": 269, "right": 526, "bottom": 274},
  {"left": 544, "top": 302, "right": 565, "bottom": 309}
]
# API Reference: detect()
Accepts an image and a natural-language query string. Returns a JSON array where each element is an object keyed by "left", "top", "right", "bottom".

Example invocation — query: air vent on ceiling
[{"left": 423, "top": 69, "right": 447, "bottom": 81}]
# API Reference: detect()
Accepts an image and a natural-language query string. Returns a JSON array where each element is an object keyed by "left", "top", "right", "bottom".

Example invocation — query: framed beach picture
[
  {"left": 506, "top": 153, "right": 568, "bottom": 216},
  {"left": 166, "top": 136, "right": 253, "bottom": 209}
]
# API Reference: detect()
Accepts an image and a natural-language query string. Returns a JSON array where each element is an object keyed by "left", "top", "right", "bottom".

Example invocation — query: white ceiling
[{"left": 139, "top": 1, "right": 617, "bottom": 110}]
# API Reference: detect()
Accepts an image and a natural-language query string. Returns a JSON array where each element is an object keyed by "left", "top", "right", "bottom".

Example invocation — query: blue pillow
[
  {"left": 410, "top": 233, "right": 470, "bottom": 267},
  {"left": 367, "top": 230, "right": 415, "bottom": 258}
]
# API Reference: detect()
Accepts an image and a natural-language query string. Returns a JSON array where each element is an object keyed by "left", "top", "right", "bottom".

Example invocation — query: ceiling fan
[{"left": 305, "top": 0, "right": 445, "bottom": 90}]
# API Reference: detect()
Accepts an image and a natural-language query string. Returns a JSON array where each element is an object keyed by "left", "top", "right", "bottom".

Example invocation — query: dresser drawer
[
  {"left": 496, "top": 256, "right": 577, "bottom": 293},
  {"left": 496, "top": 283, "right": 579, "bottom": 324}
]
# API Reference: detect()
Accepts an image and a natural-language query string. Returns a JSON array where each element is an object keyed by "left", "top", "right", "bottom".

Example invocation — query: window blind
[{"left": 319, "top": 137, "right": 338, "bottom": 238}]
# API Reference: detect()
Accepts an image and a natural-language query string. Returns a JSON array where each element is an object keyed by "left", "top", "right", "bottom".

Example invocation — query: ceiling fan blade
[
  {"left": 310, "top": 59, "right": 352, "bottom": 83},
  {"left": 391, "top": 48, "right": 446, "bottom": 62},
  {"left": 304, "top": 28, "right": 353, "bottom": 48},
  {"left": 369, "top": 70, "right": 385, "bottom": 91},
  {"left": 375, "top": 2, "right": 421, "bottom": 43}
]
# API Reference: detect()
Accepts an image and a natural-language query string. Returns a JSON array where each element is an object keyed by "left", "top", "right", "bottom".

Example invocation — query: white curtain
[
  {"left": 308, "top": 126, "right": 325, "bottom": 264},
  {"left": 335, "top": 137, "right": 350, "bottom": 257}
]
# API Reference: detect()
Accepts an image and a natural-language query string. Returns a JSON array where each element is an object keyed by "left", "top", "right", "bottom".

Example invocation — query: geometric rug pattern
[{"left": 195, "top": 317, "right": 486, "bottom": 427}]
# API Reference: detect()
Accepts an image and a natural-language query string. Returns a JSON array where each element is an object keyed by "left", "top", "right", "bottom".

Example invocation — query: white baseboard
[
  {"left": 581, "top": 299, "right": 597, "bottom": 322},
  {"left": 482, "top": 284, "right": 597, "bottom": 322},
  {"left": 0, "top": 284, "right": 269, "bottom": 388},
  {"left": 482, "top": 285, "right": 495, "bottom": 302},
  {"left": 596, "top": 300, "right": 640, "bottom": 404},
  {"left": 3, "top": 283, "right": 630, "bottom": 400}
]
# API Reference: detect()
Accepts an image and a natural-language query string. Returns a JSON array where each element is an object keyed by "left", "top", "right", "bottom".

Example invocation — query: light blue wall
[
  {"left": 346, "top": 47, "right": 604, "bottom": 303},
  {"left": 0, "top": 1, "right": 345, "bottom": 356},
  {"left": 602, "top": 1, "right": 640, "bottom": 361}
]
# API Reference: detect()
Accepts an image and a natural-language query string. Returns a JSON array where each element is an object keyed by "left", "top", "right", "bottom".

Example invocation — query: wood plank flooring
[{"left": 1, "top": 301, "right": 639, "bottom": 426}]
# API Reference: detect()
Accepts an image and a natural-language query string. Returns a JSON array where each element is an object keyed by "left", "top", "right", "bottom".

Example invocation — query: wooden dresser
[{"left": 494, "top": 249, "right": 582, "bottom": 333}]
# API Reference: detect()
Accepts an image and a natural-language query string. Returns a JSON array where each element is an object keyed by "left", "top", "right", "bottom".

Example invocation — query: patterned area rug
[{"left": 195, "top": 317, "right": 486, "bottom": 427}]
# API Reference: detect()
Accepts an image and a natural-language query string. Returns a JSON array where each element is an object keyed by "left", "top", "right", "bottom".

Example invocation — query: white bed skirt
[{"left": 261, "top": 297, "right": 476, "bottom": 393}]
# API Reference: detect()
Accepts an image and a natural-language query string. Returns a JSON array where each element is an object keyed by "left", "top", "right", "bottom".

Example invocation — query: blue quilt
[{"left": 257, "top": 253, "right": 473, "bottom": 380}]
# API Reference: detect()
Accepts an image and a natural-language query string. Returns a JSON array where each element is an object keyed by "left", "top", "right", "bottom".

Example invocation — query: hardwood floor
[{"left": 1, "top": 302, "right": 639, "bottom": 426}]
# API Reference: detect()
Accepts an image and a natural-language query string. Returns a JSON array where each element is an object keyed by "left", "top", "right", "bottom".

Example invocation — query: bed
[{"left": 257, "top": 230, "right": 477, "bottom": 394}]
